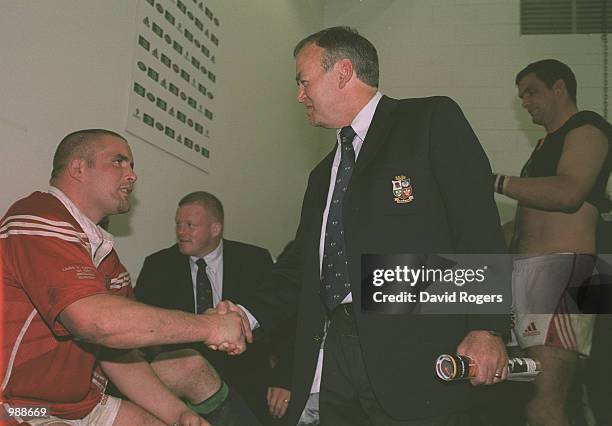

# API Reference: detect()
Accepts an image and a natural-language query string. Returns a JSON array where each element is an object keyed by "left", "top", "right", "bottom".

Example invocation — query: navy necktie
[
  {"left": 322, "top": 126, "right": 356, "bottom": 311},
  {"left": 195, "top": 258, "right": 213, "bottom": 313}
]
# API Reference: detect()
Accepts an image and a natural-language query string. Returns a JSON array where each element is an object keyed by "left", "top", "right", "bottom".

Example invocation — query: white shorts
[
  {"left": 8, "top": 394, "right": 122, "bottom": 426},
  {"left": 510, "top": 254, "right": 596, "bottom": 356}
]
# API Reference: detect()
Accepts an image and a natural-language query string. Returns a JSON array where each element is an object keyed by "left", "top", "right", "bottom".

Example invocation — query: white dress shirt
[{"left": 310, "top": 91, "right": 383, "bottom": 393}]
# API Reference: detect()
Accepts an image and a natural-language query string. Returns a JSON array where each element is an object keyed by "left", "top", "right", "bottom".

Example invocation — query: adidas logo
[{"left": 523, "top": 322, "right": 540, "bottom": 337}]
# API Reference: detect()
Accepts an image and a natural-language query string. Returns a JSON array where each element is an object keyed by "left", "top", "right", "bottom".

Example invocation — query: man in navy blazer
[
  {"left": 135, "top": 191, "right": 292, "bottom": 424},
  {"left": 221, "top": 27, "right": 511, "bottom": 425}
]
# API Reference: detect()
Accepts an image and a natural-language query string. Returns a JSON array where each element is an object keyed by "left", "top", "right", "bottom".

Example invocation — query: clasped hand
[{"left": 203, "top": 300, "right": 253, "bottom": 355}]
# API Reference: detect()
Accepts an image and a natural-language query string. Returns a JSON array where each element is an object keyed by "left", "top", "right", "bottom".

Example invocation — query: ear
[
  {"left": 66, "top": 157, "right": 87, "bottom": 182},
  {"left": 211, "top": 221, "right": 223, "bottom": 238},
  {"left": 336, "top": 58, "right": 354, "bottom": 89},
  {"left": 552, "top": 79, "right": 566, "bottom": 96}
]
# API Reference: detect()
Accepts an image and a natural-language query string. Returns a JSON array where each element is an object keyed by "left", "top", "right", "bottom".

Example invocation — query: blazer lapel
[
  {"left": 343, "top": 96, "right": 400, "bottom": 243},
  {"left": 311, "top": 148, "right": 336, "bottom": 226},
  {"left": 221, "top": 240, "right": 237, "bottom": 300},
  {"left": 175, "top": 247, "right": 197, "bottom": 313},
  {"left": 299, "top": 149, "right": 336, "bottom": 282},
  {"left": 352, "top": 95, "right": 400, "bottom": 179},
  {"left": 343, "top": 96, "right": 400, "bottom": 307}
]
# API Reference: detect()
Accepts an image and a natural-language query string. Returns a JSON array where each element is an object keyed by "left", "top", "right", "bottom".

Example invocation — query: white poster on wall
[{"left": 126, "top": 0, "right": 221, "bottom": 172}]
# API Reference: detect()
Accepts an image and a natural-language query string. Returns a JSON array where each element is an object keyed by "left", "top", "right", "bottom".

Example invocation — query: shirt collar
[
  {"left": 190, "top": 239, "right": 223, "bottom": 274},
  {"left": 48, "top": 186, "right": 114, "bottom": 265},
  {"left": 337, "top": 91, "right": 383, "bottom": 144}
]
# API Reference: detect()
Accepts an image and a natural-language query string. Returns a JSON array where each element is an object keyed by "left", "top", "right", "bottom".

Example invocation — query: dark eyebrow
[{"left": 114, "top": 154, "right": 134, "bottom": 168}]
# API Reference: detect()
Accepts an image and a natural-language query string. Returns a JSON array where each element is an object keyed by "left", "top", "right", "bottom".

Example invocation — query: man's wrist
[
  {"left": 236, "top": 304, "right": 259, "bottom": 331},
  {"left": 492, "top": 173, "right": 510, "bottom": 195},
  {"left": 198, "top": 312, "right": 216, "bottom": 345},
  {"left": 493, "top": 173, "right": 505, "bottom": 194},
  {"left": 469, "top": 329, "right": 504, "bottom": 338}
]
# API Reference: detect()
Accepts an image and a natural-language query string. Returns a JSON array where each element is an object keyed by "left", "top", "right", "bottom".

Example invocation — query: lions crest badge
[{"left": 392, "top": 175, "right": 414, "bottom": 204}]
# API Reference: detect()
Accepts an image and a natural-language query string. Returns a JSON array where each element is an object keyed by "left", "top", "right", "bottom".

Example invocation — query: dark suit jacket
[
  {"left": 134, "top": 239, "right": 291, "bottom": 393},
  {"left": 248, "top": 96, "right": 509, "bottom": 423}
]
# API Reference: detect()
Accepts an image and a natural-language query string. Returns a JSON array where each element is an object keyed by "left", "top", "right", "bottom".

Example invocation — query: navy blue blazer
[{"left": 247, "top": 96, "right": 509, "bottom": 423}]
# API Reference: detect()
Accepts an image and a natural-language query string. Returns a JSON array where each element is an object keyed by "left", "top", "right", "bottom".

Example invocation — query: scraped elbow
[{"left": 60, "top": 309, "right": 123, "bottom": 348}]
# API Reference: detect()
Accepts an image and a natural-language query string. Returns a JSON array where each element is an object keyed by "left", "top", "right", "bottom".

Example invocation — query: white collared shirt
[
  {"left": 48, "top": 186, "right": 114, "bottom": 267},
  {"left": 311, "top": 91, "right": 383, "bottom": 393},
  {"left": 188, "top": 240, "right": 224, "bottom": 312},
  {"left": 318, "top": 91, "right": 383, "bottom": 302}
]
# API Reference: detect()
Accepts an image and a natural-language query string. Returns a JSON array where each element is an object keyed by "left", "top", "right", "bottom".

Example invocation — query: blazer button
[{"left": 313, "top": 334, "right": 322, "bottom": 342}]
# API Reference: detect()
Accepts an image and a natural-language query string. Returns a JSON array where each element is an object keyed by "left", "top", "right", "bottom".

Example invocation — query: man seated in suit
[{"left": 135, "top": 191, "right": 293, "bottom": 425}]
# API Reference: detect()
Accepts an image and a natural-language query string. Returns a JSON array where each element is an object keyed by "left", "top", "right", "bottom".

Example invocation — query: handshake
[{"left": 201, "top": 300, "right": 253, "bottom": 355}]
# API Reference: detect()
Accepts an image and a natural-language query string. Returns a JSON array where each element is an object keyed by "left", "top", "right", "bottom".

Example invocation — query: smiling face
[
  {"left": 175, "top": 203, "right": 222, "bottom": 258},
  {"left": 517, "top": 72, "right": 559, "bottom": 129},
  {"left": 81, "top": 135, "right": 137, "bottom": 221},
  {"left": 295, "top": 43, "right": 343, "bottom": 129}
]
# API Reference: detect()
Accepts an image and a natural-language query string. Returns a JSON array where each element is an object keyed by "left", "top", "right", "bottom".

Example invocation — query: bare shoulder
[{"left": 564, "top": 124, "right": 608, "bottom": 152}]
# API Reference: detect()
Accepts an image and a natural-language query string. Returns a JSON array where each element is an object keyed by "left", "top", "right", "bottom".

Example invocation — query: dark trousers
[{"left": 319, "top": 304, "right": 472, "bottom": 426}]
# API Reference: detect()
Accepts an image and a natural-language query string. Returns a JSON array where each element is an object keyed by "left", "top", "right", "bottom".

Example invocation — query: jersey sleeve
[{"left": 2, "top": 213, "right": 110, "bottom": 336}]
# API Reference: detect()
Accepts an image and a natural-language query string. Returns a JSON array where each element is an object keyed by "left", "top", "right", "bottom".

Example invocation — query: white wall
[
  {"left": 0, "top": 0, "right": 325, "bottom": 276},
  {"left": 323, "top": 0, "right": 611, "bottom": 222},
  {"left": 2, "top": 0, "right": 610, "bottom": 277}
]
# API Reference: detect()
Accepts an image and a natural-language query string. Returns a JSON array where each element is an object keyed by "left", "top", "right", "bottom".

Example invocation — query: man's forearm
[
  {"left": 499, "top": 175, "right": 586, "bottom": 212},
  {"left": 60, "top": 294, "right": 226, "bottom": 349}
]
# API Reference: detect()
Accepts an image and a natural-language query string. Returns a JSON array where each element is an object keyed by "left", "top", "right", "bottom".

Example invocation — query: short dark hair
[
  {"left": 293, "top": 26, "right": 379, "bottom": 87},
  {"left": 515, "top": 59, "right": 577, "bottom": 104},
  {"left": 179, "top": 191, "right": 224, "bottom": 224},
  {"left": 51, "top": 129, "right": 126, "bottom": 183}
]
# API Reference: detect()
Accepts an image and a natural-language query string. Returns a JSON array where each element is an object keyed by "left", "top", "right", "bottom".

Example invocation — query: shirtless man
[{"left": 494, "top": 59, "right": 612, "bottom": 426}]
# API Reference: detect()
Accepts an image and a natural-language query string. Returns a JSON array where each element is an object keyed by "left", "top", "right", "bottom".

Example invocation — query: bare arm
[
  {"left": 59, "top": 293, "right": 250, "bottom": 352},
  {"left": 99, "top": 349, "right": 206, "bottom": 425},
  {"left": 501, "top": 125, "right": 608, "bottom": 212}
]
